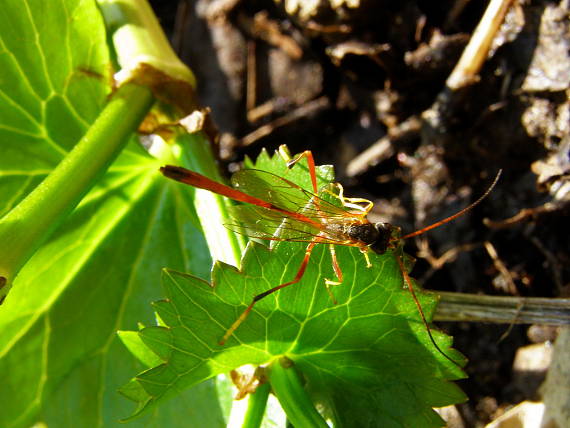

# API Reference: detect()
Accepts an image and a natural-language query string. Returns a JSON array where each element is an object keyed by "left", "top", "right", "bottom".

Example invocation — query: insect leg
[
  {"left": 324, "top": 244, "right": 344, "bottom": 304},
  {"left": 394, "top": 254, "right": 461, "bottom": 367},
  {"left": 219, "top": 240, "right": 318, "bottom": 345},
  {"left": 278, "top": 145, "right": 318, "bottom": 193},
  {"left": 323, "top": 183, "right": 373, "bottom": 215},
  {"left": 359, "top": 247, "right": 373, "bottom": 268}
]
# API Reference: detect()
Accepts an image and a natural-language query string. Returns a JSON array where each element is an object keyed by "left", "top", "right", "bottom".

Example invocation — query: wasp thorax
[
  {"left": 345, "top": 223, "right": 380, "bottom": 246},
  {"left": 368, "top": 222, "right": 397, "bottom": 254}
]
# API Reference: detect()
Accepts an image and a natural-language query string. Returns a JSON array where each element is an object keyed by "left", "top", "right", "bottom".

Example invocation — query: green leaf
[
  {"left": 122, "top": 152, "right": 467, "bottom": 427},
  {"left": 0, "top": 1, "right": 226, "bottom": 427},
  {"left": 118, "top": 330, "right": 165, "bottom": 368},
  {"left": 243, "top": 148, "right": 334, "bottom": 192},
  {"left": 0, "top": 0, "right": 111, "bottom": 200}
]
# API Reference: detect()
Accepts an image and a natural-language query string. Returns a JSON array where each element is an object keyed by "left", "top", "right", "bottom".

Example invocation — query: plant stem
[
  {"left": 242, "top": 382, "right": 270, "bottom": 428},
  {"left": 269, "top": 357, "right": 329, "bottom": 428},
  {"left": 435, "top": 292, "right": 570, "bottom": 325},
  {"left": 0, "top": 83, "right": 154, "bottom": 296},
  {"left": 98, "top": 0, "right": 196, "bottom": 114}
]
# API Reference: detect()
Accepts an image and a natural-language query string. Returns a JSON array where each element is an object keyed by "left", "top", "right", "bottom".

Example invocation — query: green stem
[
  {"left": 242, "top": 382, "right": 270, "bottom": 428},
  {"left": 0, "top": 83, "right": 154, "bottom": 295},
  {"left": 98, "top": 0, "right": 195, "bottom": 85},
  {"left": 97, "top": 0, "right": 196, "bottom": 114},
  {"left": 269, "top": 358, "right": 328, "bottom": 428}
]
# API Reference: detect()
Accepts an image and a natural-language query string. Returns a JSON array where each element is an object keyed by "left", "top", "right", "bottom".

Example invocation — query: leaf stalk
[
  {"left": 0, "top": 82, "right": 154, "bottom": 298},
  {"left": 241, "top": 381, "right": 270, "bottom": 428},
  {"left": 268, "top": 357, "right": 329, "bottom": 428}
]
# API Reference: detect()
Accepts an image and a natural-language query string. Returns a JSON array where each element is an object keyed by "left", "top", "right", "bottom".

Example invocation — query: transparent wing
[
  {"left": 225, "top": 205, "right": 353, "bottom": 245},
  {"left": 230, "top": 169, "right": 361, "bottom": 221}
]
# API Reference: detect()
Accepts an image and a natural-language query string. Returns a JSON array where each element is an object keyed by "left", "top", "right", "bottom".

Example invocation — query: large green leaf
[
  {"left": 122, "top": 152, "right": 467, "bottom": 427},
  {"left": 0, "top": 1, "right": 225, "bottom": 426},
  {"left": 0, "top": 0, "right": 112, "bottom": 205}
]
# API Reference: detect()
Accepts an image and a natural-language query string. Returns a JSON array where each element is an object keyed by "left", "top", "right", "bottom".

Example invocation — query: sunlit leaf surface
[{"left": 0, "top": 1, "right": 222, "bottom": 427}]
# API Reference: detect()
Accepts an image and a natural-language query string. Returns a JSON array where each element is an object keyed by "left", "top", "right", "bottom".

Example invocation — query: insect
[{"left": 161, "top": 150, "right": 500, "bottom": 366}]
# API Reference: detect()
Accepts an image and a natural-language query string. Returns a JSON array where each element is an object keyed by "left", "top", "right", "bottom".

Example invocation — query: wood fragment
[
  {"left": 240, "top": 96, "right": 329, "bottom": 147},
  {"left": 436, "top": 293, "right": 570, "bottom": 325},
  {"left": 346, "top": 116, "right": 421, "bottom": 177},
  {"left": 446, "top": 0, "right": 514, "bottom": 89}
]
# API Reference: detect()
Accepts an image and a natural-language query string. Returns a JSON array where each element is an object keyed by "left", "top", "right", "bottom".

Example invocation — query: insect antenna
[
  {"left": 401, "top": 170, "right": 502, "bottom": 240},
  {"left": 396, "top": 170, "right": 502, "bottom": 368},
  {"left": 395, "top": 254, "right": 463, "bottom": 368}
]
